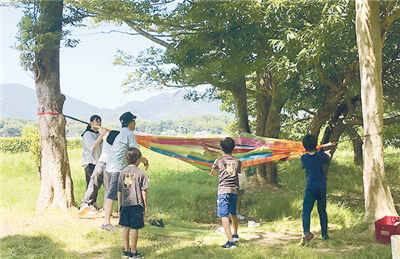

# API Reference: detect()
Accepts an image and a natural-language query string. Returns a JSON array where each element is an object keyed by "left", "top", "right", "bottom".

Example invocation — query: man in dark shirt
[{"left": 299, "top": 134, "right": 331, "bottom": 246}]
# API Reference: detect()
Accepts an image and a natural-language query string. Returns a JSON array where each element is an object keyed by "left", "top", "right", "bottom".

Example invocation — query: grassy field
[{"left": 1, "top": 145, "right": 399, "bottom": 258}]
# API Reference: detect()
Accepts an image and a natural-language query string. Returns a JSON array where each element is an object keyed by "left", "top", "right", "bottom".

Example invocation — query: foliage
[
  {"left": 67, "top": 138, "right": 82, "bottom": 149},
  {"left": 136, "top": 113, "right": 231, "bottom": 135},
  {"left": 0, "top": 137, "right": 31, "bottom": 153},
  {"left": 0, "top": 118, "right": 37, "bottom": 137}
]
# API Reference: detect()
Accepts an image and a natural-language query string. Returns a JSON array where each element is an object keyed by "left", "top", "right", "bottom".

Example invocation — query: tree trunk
[
  {"left": 254, "top": 72, "right": 286, "bottom": 185},
  {"left": 230, "top": 77, "right": 250, "bottom": 134},
  {"left": 307, "top": 90, "right": 344, "bottom": 137},
  {"left": 346, "top": 126, "right": 363, "bottom": 166},
  {"left": 356, "top": 0, "right": 398, "bottom": 225},
  {"left": 34, "top": 0, "right": 74, "bottom": 211}
]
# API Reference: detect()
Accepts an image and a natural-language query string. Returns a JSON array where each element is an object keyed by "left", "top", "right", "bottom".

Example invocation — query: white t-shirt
[
  {"left": 81, "top": 130, "right": 102, "bottom": 167},
  {"left": 98, "top": 141, "right": 112, "bottom": 163}
]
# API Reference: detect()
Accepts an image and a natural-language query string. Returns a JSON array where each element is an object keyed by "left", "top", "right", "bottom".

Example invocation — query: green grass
[{"left": 1, "top": 146, "right": 400, "bottom": 258}]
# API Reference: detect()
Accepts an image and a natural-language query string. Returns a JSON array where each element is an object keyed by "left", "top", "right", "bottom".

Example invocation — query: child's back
[
  {"left": 214, "top": 154, "right": 240, "bottom": 195},
  {"left": 301, "top": 152, "right": 330, "bottom": 190}
]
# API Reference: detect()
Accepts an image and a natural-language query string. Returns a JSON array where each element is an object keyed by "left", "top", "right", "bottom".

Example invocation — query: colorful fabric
[{"left": 135, "top": 132, "right": 323, "bottom": 170}]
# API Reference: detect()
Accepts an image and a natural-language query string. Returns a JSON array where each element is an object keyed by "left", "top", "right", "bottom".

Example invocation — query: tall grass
[{"left": 1, "top": 145, "right": 399, "bottom": 258}]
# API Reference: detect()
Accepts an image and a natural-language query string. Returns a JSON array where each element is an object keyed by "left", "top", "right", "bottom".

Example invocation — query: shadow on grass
[{"left": 0, "top": 234, "right": 121, "bottom": 259}]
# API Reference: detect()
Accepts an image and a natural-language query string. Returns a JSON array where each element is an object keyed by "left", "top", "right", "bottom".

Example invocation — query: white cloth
[
  {"left": 98, "top": 141, "right": 112, "bottom": 163},
  {"left": 106, "top": 127, "right": 139, "bottom": 173},
  {"left": 239, "top": 172, "right": 247, "bottom": 190},
  {"left": 81, "top": 131, "right": 102, "bottom": 167}
]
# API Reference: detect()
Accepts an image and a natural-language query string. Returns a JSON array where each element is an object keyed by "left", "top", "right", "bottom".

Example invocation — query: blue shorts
[
  {"left": 106, "top": 172, "right": 120, "bottom": 200},
  {"left": 119, "top": 205, "right": 145, "bottom": 229},
  {"left": 217, "top": 193, "right": 238, "bottom": 218},
  {"left": 239, "top": 189, "right": 245, "bottom": 195}
]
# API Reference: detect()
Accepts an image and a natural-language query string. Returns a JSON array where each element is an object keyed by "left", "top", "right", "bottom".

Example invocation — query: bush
[
  {"left": 67, "top": 138, "right": 82, "bottom": 149},
  {"left": 0, "top": 137, "right": 31, "bottom": 153}
]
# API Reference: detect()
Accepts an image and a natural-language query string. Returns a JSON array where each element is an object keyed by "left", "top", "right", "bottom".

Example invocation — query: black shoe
[
  {"left": 232, "top": 234, "right": 239, "bottom": 242},
  {"left": 318, "top": 234, "right": 329, "bottom": 240},
  {"left": 149, "top": 218, "right": 164, "bottom": 228},
  {"left": 222, "top": 241, "right": 236, "bottom": 249},
  {"left": 122, "top": 250, "right": 130, "bottom": 258},
  {"left": 129, "top": 251, "right": 145, "bottom": 258}
]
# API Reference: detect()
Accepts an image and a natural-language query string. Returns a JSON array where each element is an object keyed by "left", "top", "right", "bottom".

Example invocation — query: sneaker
[
  {"left": 318, "top": 234, "right": 329, "bottom": 240},
  {"left": 237, "top": 214, "right": 245, "bottom": 220},
  {"left": 299, "top": 232, "right": 314, "bottom": 246},
  {"left": 248, "top": 220, "right": 260, "bottom": 228},
  {"left": 87, "top": 205, "right": 98, "bottom": 214},
  {"left": 77, "top": 204, "right": 90, "bottom": 215},
  {"left": 222, "top": 241, "right": 236, "bottom": 249},
  {"left": 232, "top": 234, "right": 240, "bottom": 242},
  {"left": 122, "top": 250, "right": 130, "bottom": 258},
  {"left": 129, "top": 251, "right": 145, "bottom": 258},
  {"left": 101, "top": 224, "right": 116, "bottom": 231}
]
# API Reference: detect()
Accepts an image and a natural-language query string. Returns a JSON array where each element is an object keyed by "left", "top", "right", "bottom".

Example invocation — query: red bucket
[{"left": 375, "top": 216, "right": 400, "bottom": 244}]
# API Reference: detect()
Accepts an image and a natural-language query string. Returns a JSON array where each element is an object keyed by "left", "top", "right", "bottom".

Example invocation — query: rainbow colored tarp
[{"left": 136, "top": 132, "right": 321, "bottom": 170}]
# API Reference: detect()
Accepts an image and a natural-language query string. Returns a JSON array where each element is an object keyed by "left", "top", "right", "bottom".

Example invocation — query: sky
[{"left": 0, "top": 6, "right": 179, "bottom": 109}]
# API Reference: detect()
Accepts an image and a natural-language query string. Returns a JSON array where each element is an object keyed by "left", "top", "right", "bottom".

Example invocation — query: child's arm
[
  {"left": 323, "top": 150, "right": 332, "bottom": 179},
  {"left": 139, "top": 157, "right": 149, "bottom": 171},
  {"left": 117, "top": 191, "right": 122, "bottom": 213},
  {"left": 210, "top": 168, "right": 217, "bottom": 176},
  {"left": 142, "top": 189, "right": 147, "bottom": 214}
]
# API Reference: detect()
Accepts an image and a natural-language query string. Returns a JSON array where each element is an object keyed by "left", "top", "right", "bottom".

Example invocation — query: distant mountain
[{"left": 1, "top": 83, "right": 229, "bottom": 124}]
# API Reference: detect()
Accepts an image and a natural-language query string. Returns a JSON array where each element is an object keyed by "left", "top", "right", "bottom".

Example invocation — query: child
[
  {"left": 210, "top": 137, "right": 241, "bottom": 249},
  {"left": 299, "top": 134, "right": 331, "bottom": 246},
  {"left": 118, "top": 147, "right": 149, "bottom": 259},
  {"left": 102, "top": 112, "right": 149, "bottom": 231}
]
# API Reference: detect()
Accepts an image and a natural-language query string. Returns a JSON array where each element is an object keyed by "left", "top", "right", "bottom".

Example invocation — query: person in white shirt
[
  {"left": 81, "top": 115, "right": 107, "bottom": 205},
  {"left": 78, "top": 130, "right": 120, "bottom": 215}
]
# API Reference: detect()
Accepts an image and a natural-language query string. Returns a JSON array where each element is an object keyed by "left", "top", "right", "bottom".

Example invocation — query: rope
[{"left": 37, "top": 112, "right": 59, "bottom": 115}]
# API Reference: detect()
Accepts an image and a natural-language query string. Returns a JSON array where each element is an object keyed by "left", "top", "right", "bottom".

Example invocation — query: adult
[
  {"left": 78, "top": 130, "right": 120, "bottom": 215},
  {"left": 101, "top": 112, "right": 149, "bottom": 231},
  {"left": 81, "top": 115, "right": 107, "bottom": 206}
]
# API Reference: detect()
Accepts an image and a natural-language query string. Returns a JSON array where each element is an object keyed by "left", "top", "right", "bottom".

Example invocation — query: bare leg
[
  {"left": 131, "top": 229, "right": 139, "bottom": 252},
  {"left": 123, "top": 227, "right": 130, "bottom": 251},
  {"left": 221, "top": 217, "right": 233, "bottom": 242},
  {"left": 231, "top": 214, "right": 238, "bottom": 235},
  {"left": 237, "top": 194, "right": 243, "bottom": 215},
  {"left": 103, "top": 199, "right": 114, "bottom": 225}
]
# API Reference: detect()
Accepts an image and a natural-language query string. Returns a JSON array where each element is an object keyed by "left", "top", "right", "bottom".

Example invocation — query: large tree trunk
[
  {"left": 230, "top": 77, "right": 250, "bottom": 134},
  {"left": 255, "top": 72, "right": 286, "bottom": 185},
  {"left": 34, "top": 0, "right": 74, "bottom": 211},
  {"left": 356, "top": 0, "right": 398, "bottom": 226}
]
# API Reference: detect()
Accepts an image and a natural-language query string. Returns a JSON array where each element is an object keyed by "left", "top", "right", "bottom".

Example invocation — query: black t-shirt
[{"left": 301, "top": 152, "right": 330, "bottom": 190}]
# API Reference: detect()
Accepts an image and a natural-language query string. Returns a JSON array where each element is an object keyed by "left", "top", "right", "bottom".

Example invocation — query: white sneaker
[
  {"left": 87, "top": 205, "right": 98, "bottom": 214},
  {"left": 248, "top": 220, "right": 260, "bottom": 228},
  {"left": 77, "top": 204, "right": 90, "bottom": 215}
]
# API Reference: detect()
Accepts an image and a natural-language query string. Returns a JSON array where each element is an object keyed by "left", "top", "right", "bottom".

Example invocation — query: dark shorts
[
  {"left": 217, "top": 193, "right": 238, "bottom": 218},
  {"left": 119, "top": 205, "right": 145, "bottom": 229},
  {"left": 238, "top": 189, "right": 245, "bottom": 195},
  {"left": 106, "top": 171, "right": 120, "bottom": 200}
]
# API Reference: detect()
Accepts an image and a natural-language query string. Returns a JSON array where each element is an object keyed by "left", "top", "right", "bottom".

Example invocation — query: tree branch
[
  {"left": 123, "top": 19, "right": 170, "bottom": 48},
  {"left": 381, "top": 4, "right": 400, "bottom": 43},
  {"left": 312, "top": 58, "right": 340, "bottom": 91},
  {"left": 344, "top": 115, "right": 400, "bottom": 126}
]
